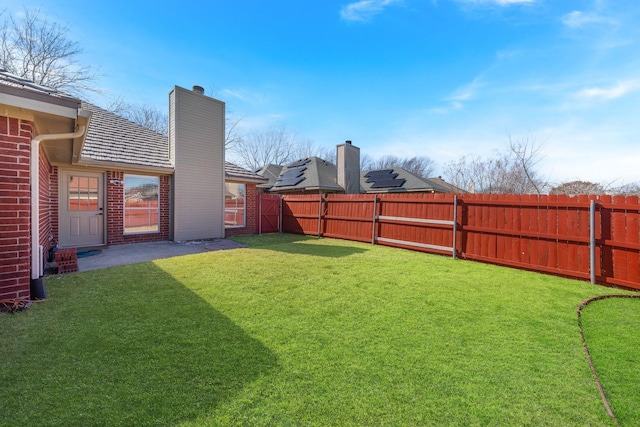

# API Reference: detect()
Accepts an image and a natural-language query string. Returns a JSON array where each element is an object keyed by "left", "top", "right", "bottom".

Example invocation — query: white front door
[{"left": 59, "top": 170, "right": 105, "bottom": 247}]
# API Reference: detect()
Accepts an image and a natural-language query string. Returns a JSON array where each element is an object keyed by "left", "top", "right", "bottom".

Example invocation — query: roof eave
[
  {"left": 73, "top": 158, "right": 175, "bottom": 174},
  {"left": 225, "top": 173, "right": 269, "bottom": 183},
  {"left": 0, "top": 85, "right": 80, "bottom": 119}
]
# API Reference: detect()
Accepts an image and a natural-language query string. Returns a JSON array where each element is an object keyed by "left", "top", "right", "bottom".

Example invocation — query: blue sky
[{"left": 5, "top": 0, "right": 640, "bottom": 185}]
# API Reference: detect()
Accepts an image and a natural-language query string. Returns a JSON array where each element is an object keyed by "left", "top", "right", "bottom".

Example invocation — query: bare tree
[
  {"left": 225, "top": 116, "right": 243, "bottom": 149},
  {"left": 508, "top": 134, "right": 547, "bottom": 194},
  {"left": 443, "top": 154, "right": 489, "bottom": 193},
  {"left": 369, "top": 155, "right": 437, "bottom": 178},
  {"left": 550, "top": 180, "right": 606, "bottom": 196},
  {"left": 231, "top": 125, "right": 300, "bottom": 170},
  {"left": 106, "top": 97, "right": 167, "bottom": 135},
  {"left": 612, "top": 182, "right": 640, "bottom": 196},
  {"left": 1, "top": 8, "right": 97, "bottom": 97},
  {"left": 128, "top": 105, "right": 167, "bottom": 135},
  {"left": 443, "top": 137, "right": 547, "bottom": 194},
  {"left": 292, "top": 138, "right": 330, "bottom": 161}
]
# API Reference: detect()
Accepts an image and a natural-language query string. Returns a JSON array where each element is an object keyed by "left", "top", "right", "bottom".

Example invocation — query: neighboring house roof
[
  {"left": 226, "top": 161, "right": 268, "bottom": 183},
  {"left": 258, "top": 160, "right": 455, "bottom": 194},
  {"left": 267, "top": 157, "right": 343, "bottom": 193},
  {"left": 255, "top": 164, "right": 283, "bottom": 188},
  {"left": 361, "top": 168, "right": 453, "bottom": 193},
  {"left": 428, "top": 176, "right": 468, "bottom": 194},
  {"left": 79, "top": 102, "right": 173, "bottom": 170}
]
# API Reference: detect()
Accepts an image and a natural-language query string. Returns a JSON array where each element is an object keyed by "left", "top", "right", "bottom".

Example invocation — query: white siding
[
  {"left": 336, "top": 142, "right": 361, "bottom": 194},
  {"left": 170, "top": 86, "right": 225, "bottom": 240}
]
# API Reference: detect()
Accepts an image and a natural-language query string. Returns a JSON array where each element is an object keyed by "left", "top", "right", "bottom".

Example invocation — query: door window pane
[
  {"left": 69, "top": 176, "right": 99, "bottom": 211},
  {"left": 124, "top": 175, "right": 159, "bottom": 234}
]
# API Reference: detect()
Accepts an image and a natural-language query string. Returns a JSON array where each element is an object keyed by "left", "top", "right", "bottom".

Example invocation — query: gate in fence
[{"left": 258, "top": 193, "right": 281, "bottom": 234}]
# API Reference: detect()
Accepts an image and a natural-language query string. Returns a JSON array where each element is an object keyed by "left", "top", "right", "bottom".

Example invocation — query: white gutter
[{"left": 30, "top": 125, "right": 87, "bottom": 280}]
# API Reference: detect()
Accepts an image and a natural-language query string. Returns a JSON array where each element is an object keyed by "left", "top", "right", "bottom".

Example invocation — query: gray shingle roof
[
  {"left": 427, "top": 176, "right": 468, "bottom": 194},
  {"left": 255, "top": 164, "right": 283, "bottom": 188},
  {"left": 268, "top": 157, "right": 343, "bottom": 193},
  {"left": 80, "top": 103, "right": 262, "bottom": 181},
  {"left": 79, "top": 102, "right": 173, "bottom": 169},
  {"left": 226, "top": 161, "right": 268, "bottom": 183},
  {"left": 361, "top": 168, "right": 452, "bottom": 193}
]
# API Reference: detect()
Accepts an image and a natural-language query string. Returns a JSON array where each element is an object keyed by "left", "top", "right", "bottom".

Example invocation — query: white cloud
[
  {"left": 495, "top": 49, "right": 522, "bottom": 59},
  {"left": 340, "top": 0, "right": 402, "bottom": 22},
  {"left": 426, "top": 76, "right": 487, "bottom": 113},
  {"left": 561, "top": 10, "right": 615, "bottom": 28},
  {"left": 575, "top": 80, "right": 640, "bottom": 101},
  {"left": 447, "top": 77, "right": 485, "bottom": 102}
]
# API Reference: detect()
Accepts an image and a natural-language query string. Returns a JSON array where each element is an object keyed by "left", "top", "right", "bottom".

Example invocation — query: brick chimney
[{"left": 336, "top": 140, "right": 361, "bottom": 194}]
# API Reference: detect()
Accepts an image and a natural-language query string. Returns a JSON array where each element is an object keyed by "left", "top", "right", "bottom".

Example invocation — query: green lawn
[{"left": 1, "top": 234, "right": 637, "bottom": 426}]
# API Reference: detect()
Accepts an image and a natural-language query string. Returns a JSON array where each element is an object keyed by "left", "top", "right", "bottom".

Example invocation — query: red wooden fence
[{"left": 279, "top": 193, "right": 640, "bottom": 290}]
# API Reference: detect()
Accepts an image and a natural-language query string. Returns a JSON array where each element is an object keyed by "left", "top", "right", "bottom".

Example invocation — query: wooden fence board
[
  {"left": 626, "top": 196, "right": 639, "bottom": 285},
  {"left": 611, "top": 195, "right": 628, "bottom": 282}
]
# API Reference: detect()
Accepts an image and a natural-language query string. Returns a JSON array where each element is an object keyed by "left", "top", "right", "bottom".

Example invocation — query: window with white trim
[
  {"left": 124, "top": 175, "right": 159, "bottom": 234},
  {"left": 225, "top": 183, "right": 246, "bottom": 228}
]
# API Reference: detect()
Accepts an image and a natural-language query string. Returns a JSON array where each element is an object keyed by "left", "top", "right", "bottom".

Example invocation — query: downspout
[{"left": 30, "top": 125, "right": 87, "bottom": 292}]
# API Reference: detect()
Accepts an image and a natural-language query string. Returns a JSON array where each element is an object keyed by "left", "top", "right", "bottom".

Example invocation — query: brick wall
[
  {"left": 225, "top": 183, "right": 259, "bottom": 237},
  {"left": 107, "top": 171, "right": 171, "bottom": 245},
  {"left": 0, "top": 116, "right": 32, "bottom": 300}
]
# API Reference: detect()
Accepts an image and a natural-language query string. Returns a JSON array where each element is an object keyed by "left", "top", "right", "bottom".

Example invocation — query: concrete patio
[{"left": 73, "top": 239, "right": 248, "bottom": 272}]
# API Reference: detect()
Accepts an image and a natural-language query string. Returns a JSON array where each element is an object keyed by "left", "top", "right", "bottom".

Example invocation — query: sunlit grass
[
  {"left": 580, "top": 296, "right": 640, "bottom": 426},
  {"left": 1, "top": 234, "right": 636, "bottom": 426}
]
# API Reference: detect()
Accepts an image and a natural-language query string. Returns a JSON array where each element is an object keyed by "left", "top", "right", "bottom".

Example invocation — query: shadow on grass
[
  {"left": 231, "top": 232, "right": 314, "bottom": 247},
  {"left": 0, "top": 263, "right": 278, "bottom": 427},
  {"left": 233, "top": 233, "right": 369, "bottom": 258},
  {"left": 270, "top": 241, "right": 368, "bottom": 258}
]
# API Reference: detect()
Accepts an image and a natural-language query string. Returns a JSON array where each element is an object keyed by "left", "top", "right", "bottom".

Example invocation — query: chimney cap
[
  {"left": 192, "top": 85, "right": 205, "bottom": 95},
  {"left": 345, "top": 140, "right": 352, "bottom": 144}
]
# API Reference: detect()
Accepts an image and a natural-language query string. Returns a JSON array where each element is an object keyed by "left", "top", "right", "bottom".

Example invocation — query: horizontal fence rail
[{"left": 278, "top": 193, "right": 640, "bottom": 290}]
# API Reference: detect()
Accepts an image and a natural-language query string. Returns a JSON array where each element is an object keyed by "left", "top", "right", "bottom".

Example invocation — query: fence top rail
[
  {"left": 321, "top": 197, "right": 377, "bottom": 203},
  {"left": 377, "top": 215, "right": 455, "bottom": 226},
  {"left": 281, "top": 193, "right": 640, "bottom": 210},
  {"left": 461, "top": 199, "right": 592, "bottom": 208},
  {"left": 282, "top": 195, "right": 328, "bottom": 201},
  {"left": 598, "top": 202, "right": 640, "bottom": 211},
  {"left": 375, "top": 197, "right": 454, "bottom": 204}
]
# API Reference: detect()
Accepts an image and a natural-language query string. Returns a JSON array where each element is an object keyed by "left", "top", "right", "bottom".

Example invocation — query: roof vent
[
  {"left": 346, "top": 140, "right": 352, "bottom": 145},
  {"left": 192, "top": 85, "right": 205, "bottom": 95}
]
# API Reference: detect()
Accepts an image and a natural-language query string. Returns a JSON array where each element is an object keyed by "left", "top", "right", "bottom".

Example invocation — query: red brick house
[{"left": 0, "top": 71, "right": 265, "bottom": 301}]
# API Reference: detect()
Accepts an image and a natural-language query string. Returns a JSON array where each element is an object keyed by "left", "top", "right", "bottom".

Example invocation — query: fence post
[
  {"left": 453, "top": 195, "right": 458, "bottom": 259},
  {"left": 279, "top": 196, "right": 283, "bottom": 233},
  {"left": 372, "top": 195, "right": 377, "bottom": 245},
  {"left": 258, "top": 194, "right": 262, "bottom": 235},
  {"left": 590, "top": 199, "right": 596, "bottom": 284},
  {"left": 318, "top": 194, "right": 323, "bottom": 237}
]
